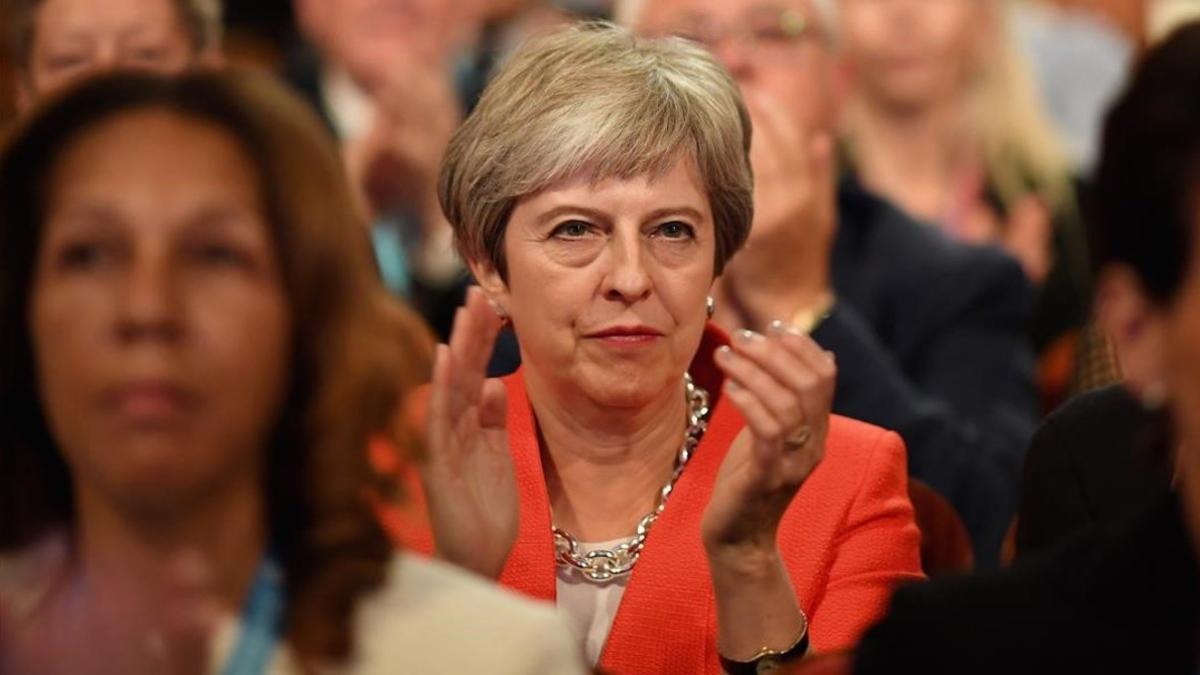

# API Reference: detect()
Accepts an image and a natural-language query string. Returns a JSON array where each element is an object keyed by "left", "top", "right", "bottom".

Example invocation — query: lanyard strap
[{"left": 221, "top": 556, "right": 285, "bottom": 675}]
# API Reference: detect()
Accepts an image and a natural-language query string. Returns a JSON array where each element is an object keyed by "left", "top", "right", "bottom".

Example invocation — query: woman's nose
[
  {"left": 115, "top": 254, "right": 183, "bottom": 344},
  {"left": 601, "top": 234, "right": 652, "bottom": 304}
]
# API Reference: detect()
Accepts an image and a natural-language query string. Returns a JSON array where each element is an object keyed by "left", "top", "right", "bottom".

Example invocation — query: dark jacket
[
  {"left": 1016, "top": 384, "right": 1170, "bottom": 557},
  {"left": 816, "top": 179, "right": 1038, "bottom": 566},
  {"left": 855, "top": 492, "right": 1199, "bottom": 674}
]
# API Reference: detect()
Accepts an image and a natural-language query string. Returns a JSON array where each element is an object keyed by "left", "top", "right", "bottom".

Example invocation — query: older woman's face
[
  {"left": 31, "top": 109, "right": 292, "bottom": 514},
  {"left": 839, "top": 0, "right": 985, "bottom": 111},
  {"left": 482, "top": 158, "right": 716, "bottom": 407}
]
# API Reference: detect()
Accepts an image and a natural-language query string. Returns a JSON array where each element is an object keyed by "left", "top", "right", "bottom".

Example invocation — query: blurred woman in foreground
[{"left": 0, "top": 69, "right": 581, "bottom": 674}]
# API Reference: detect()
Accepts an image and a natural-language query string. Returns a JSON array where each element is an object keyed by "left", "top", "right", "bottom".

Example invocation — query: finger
[
  {"left": 446, "top": 304, "right": 474, "bottom": 395},
  {"left": 426, "top": 343, "right": 453, "bottom": 446},
  {"left": 728, "top": 329, "right": 834, "bottom": 477},
  {"left": 728, "top": 327, "right": 832, "bottom": 415},
  {"left": 715, "top": 343, "right": 805, "bottom": 429},
  {"left": 765, "top": 323, "right": 837, "bottom": 387},
  {"left": 446, "top": 292, "right": 496, "bottom": 406},
  {"left": 746, "top": 86, "right": 804, "bottom": 148},
  {"left": 479, "top": 378, "right": 508, "bottom": 431},
  {"left": 461, "top": 287, "right": 504, "bottom": 375},
  {"left": 764, "top": 328, "right": 835, "bottom": 450},
  {"left": 721, "top": 379, "right": 786, "bottom": 471}
]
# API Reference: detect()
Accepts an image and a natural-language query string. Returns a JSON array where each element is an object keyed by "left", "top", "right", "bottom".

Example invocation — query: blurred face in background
[
  {"left": 839, "top": 0, "right": 989, "bottom": 112},
  {"left": 17, "top": 0, "right": 205, "bottom": 111},
  {"left": 294, "top": 0, "right": 472, "bottom": 89},
  {"left": 31, "top": 109, "right": 292, "bottom": 516},
  {"left": 635, "top": 0, "right": 837, "bottom": 141},
  {"left": 632, "top": 0, "right": 838, "bottom": 247}
]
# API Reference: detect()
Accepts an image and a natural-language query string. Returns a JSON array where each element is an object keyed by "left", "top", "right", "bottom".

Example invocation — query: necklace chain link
[{"left": 552, "top": 374, "right": 711, "bottom": 583}]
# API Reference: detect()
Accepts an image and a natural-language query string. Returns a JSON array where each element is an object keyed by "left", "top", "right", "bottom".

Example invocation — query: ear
[
  {"left": 467, "top": 257, "right": 511, "bottom": 317},
  {"left": 1095, "top": 265, "right": 1167, "bottom": 396}
]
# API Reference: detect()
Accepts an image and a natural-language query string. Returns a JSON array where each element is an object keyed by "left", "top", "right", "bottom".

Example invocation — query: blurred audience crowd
[{"left": 3, "top": 0, "right": 1200, "bottom": 673}]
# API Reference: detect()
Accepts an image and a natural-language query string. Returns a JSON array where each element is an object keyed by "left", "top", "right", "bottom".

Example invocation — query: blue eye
[
  {"left": 551, "top": 220, "right": 592, "bottom": 239},
  {"left": 654, "top": 221, "right": 695, "bottom": 240}
]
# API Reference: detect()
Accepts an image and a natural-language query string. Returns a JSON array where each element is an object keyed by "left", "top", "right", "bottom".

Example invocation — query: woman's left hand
[{"left": 701, "top": 323, "right": 836, "bottom": 566}]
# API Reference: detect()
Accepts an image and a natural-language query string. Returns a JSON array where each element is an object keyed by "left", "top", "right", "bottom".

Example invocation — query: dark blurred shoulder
[
  {"left": 855, "top": 493, "right": 1198, "bottom": 674},
  {"left": 1016, "top": 384, "right": 1170, "bottom": 556}
]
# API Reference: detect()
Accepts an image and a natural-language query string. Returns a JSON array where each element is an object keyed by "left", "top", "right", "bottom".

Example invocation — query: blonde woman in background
[{"left": 837, "top": 0, "right": 1101, "bottom": 405}]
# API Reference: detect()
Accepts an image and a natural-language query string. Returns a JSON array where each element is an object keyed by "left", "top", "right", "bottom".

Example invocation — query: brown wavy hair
[{"left": 0, "top": 69, "right": 432, "bottom": 665}]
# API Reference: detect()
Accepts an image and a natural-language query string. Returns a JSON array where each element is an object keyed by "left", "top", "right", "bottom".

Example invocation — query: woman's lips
[
  {"left": 102, "top": 381, "right": 199, "bottom": 421},
  {"left": 585, "top": 326, "right": 664, "bottom": 347}
]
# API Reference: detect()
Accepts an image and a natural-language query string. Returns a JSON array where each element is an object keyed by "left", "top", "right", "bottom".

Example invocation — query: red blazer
[{"left": 373, "top": 327, "right": 924, "bottom": 674}]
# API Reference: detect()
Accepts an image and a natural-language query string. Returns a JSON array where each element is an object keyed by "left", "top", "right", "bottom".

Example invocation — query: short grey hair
[{"left": 439, "top": 22, "right": 754, "bottom": 278}]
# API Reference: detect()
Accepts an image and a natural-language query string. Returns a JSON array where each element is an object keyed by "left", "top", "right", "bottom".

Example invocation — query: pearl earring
[{"left": 488, "top": 300, "right": 510, "bottom": 325}]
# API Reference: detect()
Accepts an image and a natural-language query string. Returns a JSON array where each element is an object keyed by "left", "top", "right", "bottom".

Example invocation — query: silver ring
[{"left": 784, "top": 425, "right": 812, "bottom": 449}]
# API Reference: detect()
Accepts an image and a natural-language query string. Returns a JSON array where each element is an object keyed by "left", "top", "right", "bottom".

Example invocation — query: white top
[
  {"left": 555, "top": 538, "right": 634, "bottom": 666},
  {"left": 212, "top": 555, "right": 586, "bottom": 674},
  {"left": 0, "top": 535, "right": 585, "bottom": 674}
]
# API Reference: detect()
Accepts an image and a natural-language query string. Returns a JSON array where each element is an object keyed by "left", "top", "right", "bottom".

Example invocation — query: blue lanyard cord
[{"left": 221, "top": 557, "right": 285, "bottom": 675}]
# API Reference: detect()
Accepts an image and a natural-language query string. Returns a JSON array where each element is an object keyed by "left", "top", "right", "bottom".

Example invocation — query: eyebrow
[
  {"left": 49, "top": 203, "right": 121, "bottom": 227},
  {"left": 534, "top": 205, "right": 706, "bottom": 226},
  {"left": 185, "top": 204, "right": 259, "bottom": 231},
  {"left": 645, "top": 206, "right": 706, "bottom": 223}
]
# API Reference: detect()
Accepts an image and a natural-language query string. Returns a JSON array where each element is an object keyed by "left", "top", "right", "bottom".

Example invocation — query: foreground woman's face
[
  {"left": 31, "top": 109, "right": 292, "bottom": 514},
  {"left": 493, "top": 158, "right": 716, "bottom": 408}
]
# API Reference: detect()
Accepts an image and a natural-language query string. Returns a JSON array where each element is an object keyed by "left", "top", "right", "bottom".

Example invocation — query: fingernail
[
  {"left": 724, "top": 378, "right": 741, "bottom": 392},
  {"left": 715, "top": 345, "right": 733, "bottom": 361},
  {"left": 769, "top": 319, "right": 786, "bottom": 333},
  {"left": 734, "top": 329, "right": 763, "bottom": 344}
]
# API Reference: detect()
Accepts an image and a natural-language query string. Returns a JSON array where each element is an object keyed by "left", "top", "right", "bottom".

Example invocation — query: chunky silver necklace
[{"left": 552, "top": 374, "right": 711, "bottom": 583}]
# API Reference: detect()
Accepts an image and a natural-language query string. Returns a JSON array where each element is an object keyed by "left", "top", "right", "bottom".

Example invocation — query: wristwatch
[{"left": 718, "top": 614, "right": 810, "bottom": 674}]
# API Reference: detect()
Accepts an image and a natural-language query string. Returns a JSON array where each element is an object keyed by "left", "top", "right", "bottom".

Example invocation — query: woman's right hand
[{"left": 422, "top": 287, "right": 518, "bottom": 579}]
